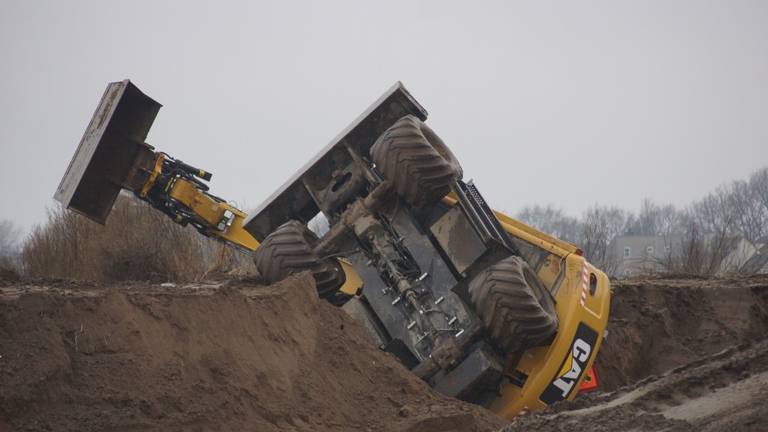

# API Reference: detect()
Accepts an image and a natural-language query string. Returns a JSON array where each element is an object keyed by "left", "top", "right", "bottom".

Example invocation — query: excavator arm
[
  {"left": 54, "top": 80, "right": 258, "bottom": 252},
  {"left": 138, "top": 152, "right": 258, "bottom": 251}
]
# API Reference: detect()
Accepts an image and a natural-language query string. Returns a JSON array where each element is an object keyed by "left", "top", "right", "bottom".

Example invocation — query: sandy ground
[
  {"left": 0, "top": 273, "right": 504, "bottom": 432},
  {"left": 502, "top": 339, "right": 768, "bottom": 432},
  {"left": 1, "top": 273, "right": 766, "bottom": 432},
  {"left": 504, "top": 274, "right": 768, "bottom": 432},
  {"left": 595, "top": 275, "right": 768, "bottom": 391}
]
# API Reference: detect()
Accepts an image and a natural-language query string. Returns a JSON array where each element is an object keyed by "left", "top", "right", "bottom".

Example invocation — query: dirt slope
[
  {"left": 0, "top": 274, "right": 505, "bottom": 432},
  {"left": 596, "top": 275, "right": 768, "bottom": 391}
]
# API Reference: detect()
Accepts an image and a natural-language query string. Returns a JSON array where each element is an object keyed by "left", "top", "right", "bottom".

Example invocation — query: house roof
[{"left": 742, "top": 243, "right": 768, "bottom": 274}]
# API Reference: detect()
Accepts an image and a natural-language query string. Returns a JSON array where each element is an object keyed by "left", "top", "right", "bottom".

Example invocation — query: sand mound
[{"left": 0, "top": 274, "right": 505, "bottom": 432}]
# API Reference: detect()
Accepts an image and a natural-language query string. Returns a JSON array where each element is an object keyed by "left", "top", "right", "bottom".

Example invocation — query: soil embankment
[
  {"left": 0, "top": 273, "right": 504, "bottom": 432},
  {"left": 596, "top": 275, "right": 768, "bottom": 391},
  {"left": 2, "top": 272, "right": 767, "bottom": 432},
  {"left": 503, "top": 275, "right": 768, "bottom": 432},
  {"left": 503, "top": 339, "right": 768, "bottom": 432}
]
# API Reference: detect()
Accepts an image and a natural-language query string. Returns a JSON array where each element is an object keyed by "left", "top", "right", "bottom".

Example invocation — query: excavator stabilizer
[{"left": 54, "top": 80, "right": 161, "bottom": 224}]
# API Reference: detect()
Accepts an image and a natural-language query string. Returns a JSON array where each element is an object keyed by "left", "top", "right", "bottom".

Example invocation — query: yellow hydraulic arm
[
  {"left": 137, "top": 151, "right": 362, "bottom": 297},
  {"left": 137, "top": 152, "right": 259, "bottom": 252}
]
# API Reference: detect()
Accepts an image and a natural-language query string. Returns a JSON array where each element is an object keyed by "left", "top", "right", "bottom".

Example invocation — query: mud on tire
[
  {"left": 254, "top": 220, "right": 345, "bottom": 301},
  {"left": 469, "top": 256, "right": 559, "bottom": 354},
  {"left": 370, "top": 115, "right": 462, "bottom": 208}
]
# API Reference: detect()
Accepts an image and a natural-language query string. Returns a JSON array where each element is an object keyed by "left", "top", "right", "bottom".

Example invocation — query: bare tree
[
  {"left": 674, "top": 212, "right": 706, "bottom": 274},
  {"left": 623, "top": 199, "right": 682, "bottom": 237},
  {"left": 728, "top": 179, "right": 766, "bottom": 243},
  {"left": 0, "top": 220, "right": 20, "bottom": 257},
  {"left": 747, "top": 167, "right": 768, "bottom": 241},
  {"left": 579, "top": 205, "right": 627, "bottom": 274},
  {"left": 0, "top": 220, "right": 22, "bottom": 275},
  {"left": 672, "top": 187, "right": 739, "bottom": 275},
  {"left": 516, "top": 205, "right": 581, "bottom": 244},
  {"left": 516, "top": 167, "right": 767, "bottom": 277},
  {"left": 751, "top": 167, "right": 768, "bottom": 213}
]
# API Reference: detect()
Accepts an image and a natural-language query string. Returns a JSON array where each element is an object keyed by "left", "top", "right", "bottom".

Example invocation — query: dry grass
[
  {"left": 22, "top": 195, "right": 254, "bottom": 283},
  {"left": 0, "top": 257, "right": 20, "bottom": 282}
]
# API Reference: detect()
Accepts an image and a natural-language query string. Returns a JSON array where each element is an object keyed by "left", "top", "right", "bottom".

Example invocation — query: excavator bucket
[{"left": 54, "top": 80, "right": 161, "bottom": 224}]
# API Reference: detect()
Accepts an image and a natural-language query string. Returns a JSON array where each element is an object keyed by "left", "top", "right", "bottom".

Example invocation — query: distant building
[
  {"left": 608, "top": 234, "right": 768, "bottom": 277},
  {"left": 607, "top": 235, "right": 680, "bottom": 277},
  {"left": 737, "top": 243, "right": 768, "bottom": 274},
  {"left": 718, "top": 237, "right": 762, "bottom": 274}
]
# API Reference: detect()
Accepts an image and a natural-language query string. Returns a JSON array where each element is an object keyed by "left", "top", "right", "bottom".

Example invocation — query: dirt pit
[
  {"left": 2, "top": 272, "right": 768, "bottom": 432},
  {"left": 503, "top": 274, "right": 768, "bottom": 432},
  {"left": 0, "top": 273, "right": 505, "bottom": 432},
  {"left": 596, "top": 275, "right": 768, "bottom": 391},
  {"left": 503, "top": 338, "right": 768, "bottom": 432}
]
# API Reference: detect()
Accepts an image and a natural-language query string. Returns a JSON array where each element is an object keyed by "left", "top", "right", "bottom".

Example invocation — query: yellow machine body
[
  {"left": 442, "top": 196, "right": 610, "bottom": 417},
  {"left": 493, "top": 250, "right": 609, "bottom": 416}
]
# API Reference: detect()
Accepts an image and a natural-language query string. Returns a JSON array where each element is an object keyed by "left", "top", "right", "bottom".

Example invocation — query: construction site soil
[
  {"left": 596, "top": 275, "right": 768, "bottom": 391},
  {"left": 1, "top": 273, "right": 767, "bottom": 431},
  {"left": 0, "top": 274, "right": 504, "bottom": 432},
  {"left": 505, "top": 274, "right": 768, "bottom": 432}
]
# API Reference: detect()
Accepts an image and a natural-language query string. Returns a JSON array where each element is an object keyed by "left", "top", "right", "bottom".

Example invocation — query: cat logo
[{"left": 540, "top": 323, "right": 598, "bottom": 405}]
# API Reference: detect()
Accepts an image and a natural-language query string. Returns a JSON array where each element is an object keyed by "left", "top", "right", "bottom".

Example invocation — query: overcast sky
[{"left": 1, "top": 1, "right": 766, "bottom": 234}]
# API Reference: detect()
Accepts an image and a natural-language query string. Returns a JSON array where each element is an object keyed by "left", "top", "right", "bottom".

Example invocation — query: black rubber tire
[
  {"left": 468, "top": 256, "right": 559, "bottom": 354},
  {"left": 370, "top": 115, "right": 462, "bottom": 208},
  {"left": 253, "top": 220, "right": 344, "bottom": 299}
]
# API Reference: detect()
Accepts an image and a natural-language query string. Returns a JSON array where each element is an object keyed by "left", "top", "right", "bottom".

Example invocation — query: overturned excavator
[{"left": 55, "top": 80, "right": 610, "bottom": 418}]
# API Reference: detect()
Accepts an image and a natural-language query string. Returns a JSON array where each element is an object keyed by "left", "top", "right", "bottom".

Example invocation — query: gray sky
[{"left": 1, "top": 1, "right": 767, "bottom": 234}]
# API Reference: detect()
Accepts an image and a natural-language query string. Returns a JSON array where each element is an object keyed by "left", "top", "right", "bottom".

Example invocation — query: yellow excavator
[{"left": 55, "top": 80, "right": 610, "bottom": 418}]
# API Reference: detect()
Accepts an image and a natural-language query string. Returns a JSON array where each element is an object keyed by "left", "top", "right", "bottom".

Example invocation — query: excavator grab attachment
[
  {"left": 54, "top": 80, "right": 161, "bottom": 224},
  {"left": 53, "top": 80, "right": 258, "bottom": 251}
]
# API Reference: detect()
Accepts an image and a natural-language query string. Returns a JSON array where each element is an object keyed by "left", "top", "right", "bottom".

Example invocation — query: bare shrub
[
  {"left": 0, "top": 220, "right": 20, "bottom": 254},
  {"left": 0, "top": 220, "right": 22, "bottom": 280},
  {"left": 579, "top": 205, "right": 627, "bottom": 275},
  {"left": 22, "top": 196, "right": 254, "bottom": 282},
  {"left": 624, "top": 199, "right": 681, "bottom": 237},
  {"left": 516, "top": 205, "right": 581, "bottom": 244}
]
